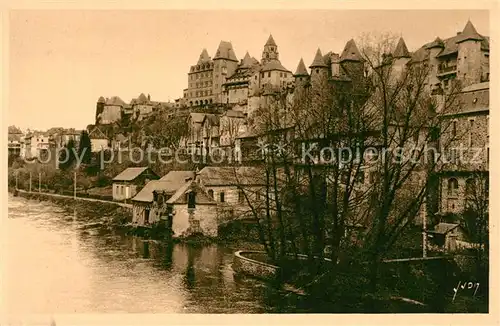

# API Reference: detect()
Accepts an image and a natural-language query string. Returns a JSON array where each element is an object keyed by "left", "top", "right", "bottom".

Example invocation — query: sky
[{"left": 8, "top": 10, "right": 489, "bottom": 131}]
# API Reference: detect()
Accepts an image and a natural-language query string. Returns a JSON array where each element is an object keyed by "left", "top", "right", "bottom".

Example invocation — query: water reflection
[{"left": 5, "top": 195, "right": 298, "bottom": 314}]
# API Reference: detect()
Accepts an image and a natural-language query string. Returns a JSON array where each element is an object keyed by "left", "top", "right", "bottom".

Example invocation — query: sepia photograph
[{"left": 1, "top": 3, "right": 496, "bottom": 323}]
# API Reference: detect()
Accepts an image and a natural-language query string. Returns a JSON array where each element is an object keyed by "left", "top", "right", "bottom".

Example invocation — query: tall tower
[
  {"left": 212, "top": 41, "right": 239, "bottom": 104},
  {"left": 339, "top": 39, "right": 365, "bottom": 88},
  {"left": 392, "top": 37, "right": 411, "bottom": 77},
  {"left": 309, "top": 48, "right": 329, "bottom": 91},
  {"left": 456, "top": 20, "right": 484, "bottom": 87},
  {"left": 95, "top": 96, "right": 105, "bottom": 124},
  {"left": 294, "top": 58, "right": 310, "bottom": 86},
  {"left": 261, "top": 34, "right": 279, "bottom": 65}
]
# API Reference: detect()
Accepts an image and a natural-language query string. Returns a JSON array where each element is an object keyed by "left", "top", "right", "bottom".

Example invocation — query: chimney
[
  {"left": 147, "top": 94, "right": 151, "bottom": 101},
  {"left": 457, "top": 32, "right": 462, "bottom": 35}
]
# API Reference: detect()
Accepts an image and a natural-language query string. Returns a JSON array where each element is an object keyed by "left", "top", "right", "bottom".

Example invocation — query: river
[{"left": 3, "top": 195, "right": 305, "bottom": 315}]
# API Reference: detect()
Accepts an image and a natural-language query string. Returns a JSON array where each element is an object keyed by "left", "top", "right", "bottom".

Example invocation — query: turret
[
  {"left": 294, "top": 58, "right": 310, "bottom": 89},
  {"left": 339, "top": 39, "right": 365, "bottom": 86},
  {"left": 392, "top": 37, "right": 411, "bottom": 76},
  {"left": 309, "top": 48, "right": 328, "bottom": 90},
  {"left": 456, "top": 20, "right": 484, "bottom": 86},
  {"left": 261, "top": 34, "right": 279, "bottom": 65}
]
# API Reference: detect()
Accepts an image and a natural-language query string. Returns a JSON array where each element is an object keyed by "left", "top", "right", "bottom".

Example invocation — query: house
[
  {"left": 23, "top": 132, "right": 50, "bottom": 159},
  {"left": 426, "top": 222, "right": 469, "bottom": 252},
  {"left": 197, "top": 166, "right": 265, "bottom": 220},
  {"left": 131, "top": 170, "right": 195, "bottom": 226},
  {"left": 112, "top": 167, "right": 159, "bottom": 201},
  {"left": 88, "top": 126, "right": 109, "bottom": 152},
  {"left": 164, "top": 178, "right": 218, "bottom": 237},
  {"left": 8, "top": 126, "right": 23, "bottom": 157}
]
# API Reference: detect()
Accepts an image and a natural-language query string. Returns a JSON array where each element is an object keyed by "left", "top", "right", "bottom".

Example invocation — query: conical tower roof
[
  {"left": 310, "top": 48, "right": 327, "bottom": 68},
  {"left": 340, "top": 39, "right": 363, "bottom": 62},
  {"left": 265, "top": 34, "right": 277, "bottom": 47},
  {"left": 241, "top": 51, "right": 253, "bottom": 68},
  {"left": 393, "top": 37, "right": 411, "bottom": 58},
  {"left": 214, "top": 41, "right": 238, "bottom": 62},
  {"left": 197, "top": 48, "right": 211, "bottom": 64},
  {"left": 294, "top": 58, "right": 309, "bottom": 76},
  {"left": 97, "top": 96, "right": 105, "bottom": 103},
  {"left": 457, "top": 20, "right": 483, "bottom": 43}
]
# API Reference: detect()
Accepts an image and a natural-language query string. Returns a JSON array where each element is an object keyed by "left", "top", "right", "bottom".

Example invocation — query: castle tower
[
  {"left": 309, "top": 48, "right": 329, "bottom": 90},
  {"left": 95, "top": 96, "right": 105, "bottom": 124},
  {"left": 212, "top": 41, "right": 239, "bottom": 104},
  {"left": 339, "top": 39, "right": 365, "bottom": 88},
  {"left": 261, "top": 34, "right": 279, "bottom": 65},
  {"left": 392, "top": 37, "right": 411, "bottom": 76},
  {"left": 456, "top": 20, "right": 484, "bottom": 87},
  {"left": 293, "top": 58, "right": 310, "bottom": 98}
]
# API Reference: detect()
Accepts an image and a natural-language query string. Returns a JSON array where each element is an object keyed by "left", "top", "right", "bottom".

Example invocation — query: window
[
  {"left": 451, "top": 120, "right": 457, "bottom": 138},
  {"left": 447, "top": 178, "right": 459, "bottom": 197},
  {"left": 316, "top": 69, "right": 319, "bottom": 73},
  {"left": 268, "top": 72, "right": 271, "bottom": 77},
  {"left": 208, "top": 189, "right": 214, "bottom": 199},
  {"left": 220, "top": 191, "right": 225, "bottom": 203},
  {"left": 144, "top": 208, "right": 150, "bottom": 224},
  {"left": 238, "top": 190, "right": 245, "bottom": 204},
  {"left": 188, "top": 192, "right": 196, "bottom": 209},
  {"left": 469, "top": 119, "right": 475, "bottom": 147}
]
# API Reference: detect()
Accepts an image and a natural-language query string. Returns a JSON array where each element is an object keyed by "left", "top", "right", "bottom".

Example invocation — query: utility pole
[
  {"left": 29, "top": 172, "right": 32, "bottom": 193},
  {"left": 39, "top": 172, "right": 41, "bottom": 193},
  {"left": 74, "top": 171, "right": 77, "bottom": 200},
  {"left": 422, "top": 192, "right": 427, "bottom": 258}
]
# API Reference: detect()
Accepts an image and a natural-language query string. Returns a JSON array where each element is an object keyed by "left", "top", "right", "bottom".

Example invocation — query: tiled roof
[
  {"left": 393, "top": 37, "right": 411, "bottom": 58},
  {"left": 8, "top": 125, "right": 22, "bottom": 134},
  {"left": 310, "top": 48, "right": 327, "bottom": 68},
  {"left": 412, "top": 21, "right": 488, "bottom": 61},
  {"left": 214, "top": 41, "right": 238, "bottom": 62},
  {"left": 430, "top": 223, "right": 459, "bottom": 235},
  {"left": 240, "top": 52, "right": 254, "bottom": 68},
  {"left": 166, "top": 180, "right": 216, "bottom": 205},
  {"left": 198, "top": 166, "right": 265, "bottom": 186},
  {"left": 160, "top": 170, "right": 195, "bottom": 186},
  {"left": 113, "top": 167, "right": 152, "bottom": 181},
  {"left": 457, "top": 20, "right": 483, "bottom": 43},
  {"left": 105, "top": 96, "right": 126, "bottom": 106},
  {"left": 426, "top": 37, "right": 445, "bottom": 49},
  {"left": 294, "top": 58, "right": 309, "bottom": 76},
  {"left": 132, "top": 180, "right": 173, "bottom": 203},
  {"left": 265, "top": 34, "right": 277, "bottom": 47},
  {"left": 340, "top": 39, "right": 363, "bottom": 62},
  {"left": 189, "top": 112, "right": 206, "bottom": 124},
  {"left": 261, "top": 59, "right": 290, "bottom": 72},
  {"left": 88, "top": 126, "right": 108, "bottom": 140},
  {"left": 197, "top": 48, "right": 211, "bottom": 64}
]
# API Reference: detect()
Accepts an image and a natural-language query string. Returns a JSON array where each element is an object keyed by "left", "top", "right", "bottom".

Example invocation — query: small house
[
  {"left": 164, "top": 178, "right": 218, "bottom": 237},
  {"left": 131, "top": 171, "right": 195, "bottom": 226},
  {"left": 88, "top": 126, "right": 109, "bottom": 152},
  {"left": 427, "top": 223, "right": 469, "bottom": 252},
  {"left": 112, "top": 167, "right": 159, "bottom": 201}
]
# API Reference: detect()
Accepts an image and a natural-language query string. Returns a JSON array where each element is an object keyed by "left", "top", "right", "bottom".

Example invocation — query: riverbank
[{"left": 10, "top": 188, "right": 264, "bottom": 249}]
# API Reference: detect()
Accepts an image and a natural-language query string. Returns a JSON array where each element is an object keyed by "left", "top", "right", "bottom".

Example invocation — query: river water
[{"left": 3, "top": 195, "right": 302, "bottom": 315}]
